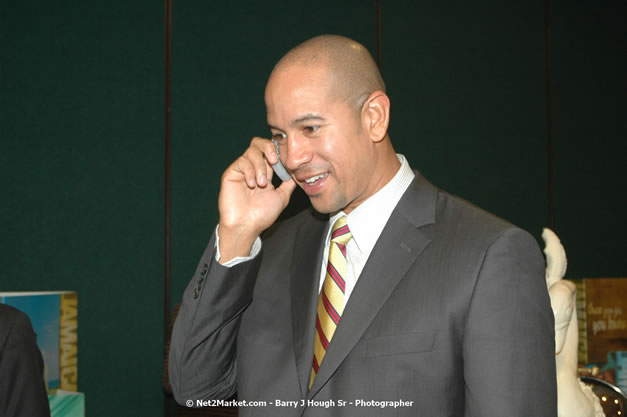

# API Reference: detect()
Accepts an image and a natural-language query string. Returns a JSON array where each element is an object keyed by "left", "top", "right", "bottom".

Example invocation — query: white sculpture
[{"left": 542, "top": 228, "right": 605, "bottom": 417}]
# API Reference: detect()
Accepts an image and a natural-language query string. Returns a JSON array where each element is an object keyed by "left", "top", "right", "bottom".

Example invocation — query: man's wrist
[{"left": 216, "top": 224, "right": 261, "bottom": 265}]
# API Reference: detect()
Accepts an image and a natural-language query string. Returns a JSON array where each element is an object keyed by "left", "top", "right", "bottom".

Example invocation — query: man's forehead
[{"left": 265, "top": 72, "right": 332, "bottom": 111}]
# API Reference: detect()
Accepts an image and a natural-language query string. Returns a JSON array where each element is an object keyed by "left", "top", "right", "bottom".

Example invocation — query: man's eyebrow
[
  {"left": 291, "top": 113, "right": 326, "bottom": 126},
  {"left": 268, "top": 114, "right": 327, "bottom": 132}
]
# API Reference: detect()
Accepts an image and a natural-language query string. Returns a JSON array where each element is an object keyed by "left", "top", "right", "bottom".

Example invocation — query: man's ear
[{"left": 362, "top": 91, "right": 390, "bottom": 143}]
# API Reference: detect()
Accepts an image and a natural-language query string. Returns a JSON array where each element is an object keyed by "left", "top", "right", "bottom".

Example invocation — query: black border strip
[
  {"left": 376, "top": 0, "right": 382, "bottom": 69},
  {"left": 163, "top": 0, "right": 173, "bottom": 415},
  {"left": 544, "top": 0, "right": 554, "bottom": 229}
]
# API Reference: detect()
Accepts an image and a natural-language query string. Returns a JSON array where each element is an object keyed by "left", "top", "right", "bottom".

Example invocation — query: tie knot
[{"left": 330, "top": 216, "right": 352, "bottom": 246}]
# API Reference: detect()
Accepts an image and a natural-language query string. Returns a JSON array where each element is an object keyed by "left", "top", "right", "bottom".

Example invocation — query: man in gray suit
[{"left": 169, "top": 35, "right": 557, "bottom": 416}]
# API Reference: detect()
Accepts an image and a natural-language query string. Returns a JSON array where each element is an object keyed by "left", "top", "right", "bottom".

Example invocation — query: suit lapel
[
  {"left": 290, "top": 211, "right": 328, "bottom": 398},
  {"left": 308, "top": 173, "right": 438, "bottom": 396}
]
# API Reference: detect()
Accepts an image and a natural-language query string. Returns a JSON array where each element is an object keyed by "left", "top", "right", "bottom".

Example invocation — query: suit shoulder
[
  {"left": 0, "top": 303, "right": 24, "bottom": 322},
  {"left": 401, "top": 172, "right": 521, "bottom": 239},
  {"left": 0, "top": 304, "right": 36, "bottom": 346},
  {"left": 427, "top": 188, "right": 541, "bottom": 258},
  {"left": 436, "top": 189, "right": 517, "bottom": 235}
]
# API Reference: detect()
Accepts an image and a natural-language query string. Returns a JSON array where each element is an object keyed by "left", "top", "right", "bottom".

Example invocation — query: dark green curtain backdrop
[
  {"left": 550, "top": 0, "right": 626, "bottom": 276},
  {"left": 1, "top": 1, "right": 624, "bottom": 416},
  {"left": 383, "top": 1, "right": 548, "bottom": 236},
  {"left": 1, "top": 1, "right": 164, "bottom": 417}
]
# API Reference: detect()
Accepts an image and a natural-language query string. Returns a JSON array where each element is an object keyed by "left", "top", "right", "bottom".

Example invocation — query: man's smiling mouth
[{"left": 304, "top": 173, "right": 329, "bottom": 184}]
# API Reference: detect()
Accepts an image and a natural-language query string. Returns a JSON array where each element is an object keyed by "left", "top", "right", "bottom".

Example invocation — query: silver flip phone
[{"left": 271, "top": 138, "right": 291, "bottom": 182}]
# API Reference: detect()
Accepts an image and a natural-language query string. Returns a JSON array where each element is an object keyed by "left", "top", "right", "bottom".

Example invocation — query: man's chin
[{"left": 307, "top": 194, "right": 346, "bottom": 215}]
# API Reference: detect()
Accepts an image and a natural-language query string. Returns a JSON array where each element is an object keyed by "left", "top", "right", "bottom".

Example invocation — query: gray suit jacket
[{"left": 169, "top": 172, "right": 557, "bottom": 416}]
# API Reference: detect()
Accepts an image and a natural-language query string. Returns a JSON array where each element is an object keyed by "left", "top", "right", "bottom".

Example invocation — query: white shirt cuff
[{"left": 214, "top": 225, "right": 262, "bottom": 267}]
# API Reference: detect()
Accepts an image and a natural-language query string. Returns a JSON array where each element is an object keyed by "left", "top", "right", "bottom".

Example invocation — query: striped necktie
[{"left": 309, "top": 216, "right": 352, "bottom": 389}]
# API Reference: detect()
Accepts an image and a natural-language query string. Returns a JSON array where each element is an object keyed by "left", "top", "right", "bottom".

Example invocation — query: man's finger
[
  {"left": 244, "top": 140, "right": 276, "bottom": 187},
  {"left": 251, "top": 136, "right": 279, "bottom": 165},
  {"left": 229, "top": 157, "right": 257, "bottom": 188},
  {"left": 275, "top": 178, "right": 297, "bottom": 207}
]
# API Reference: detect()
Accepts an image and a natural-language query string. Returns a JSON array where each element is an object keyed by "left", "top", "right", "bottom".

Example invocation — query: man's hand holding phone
[{"left": 217, "top": 137, "right": 296, "bottom": 264}]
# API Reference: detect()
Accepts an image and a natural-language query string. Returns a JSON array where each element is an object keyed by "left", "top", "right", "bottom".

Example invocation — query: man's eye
[
  {"left": 272, "top": 132, "right": 287, "bottom": 141},
  {"left": 303, "top": 126, "right": 319, "bottom": 134}
]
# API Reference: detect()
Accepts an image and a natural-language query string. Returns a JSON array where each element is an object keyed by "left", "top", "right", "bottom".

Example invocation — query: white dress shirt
[
  {"left": 217, "top": 154, "right": 415, "bottom": 305},
  {"left": 319, "top": 154, "right": 414, "bottom": 305}
]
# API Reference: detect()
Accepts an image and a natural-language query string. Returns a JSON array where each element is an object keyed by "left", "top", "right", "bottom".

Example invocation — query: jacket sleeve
[
  {"left": 463, "top": 228, "right": 557, "bottom": 417},
  {"left": 168, "top": 233, "right": 261, "bottom": 406}
]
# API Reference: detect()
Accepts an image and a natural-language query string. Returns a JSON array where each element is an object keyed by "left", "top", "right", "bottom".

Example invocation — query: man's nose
[{"left": 284, "top": 135, "right": 313, "bottom": 171}]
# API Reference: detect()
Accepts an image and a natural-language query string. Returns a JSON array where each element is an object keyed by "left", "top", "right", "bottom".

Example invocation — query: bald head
[
  {"left": 270, "top": 35, "right": 385, "bottom": 110},
  {"left": 264, "top": 35, "right": 397, "bottom": 215}
]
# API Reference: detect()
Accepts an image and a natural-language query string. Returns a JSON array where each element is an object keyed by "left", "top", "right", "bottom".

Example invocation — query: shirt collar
[{"left": 327, "top": 154, "right": 415, "bottom": 254}]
